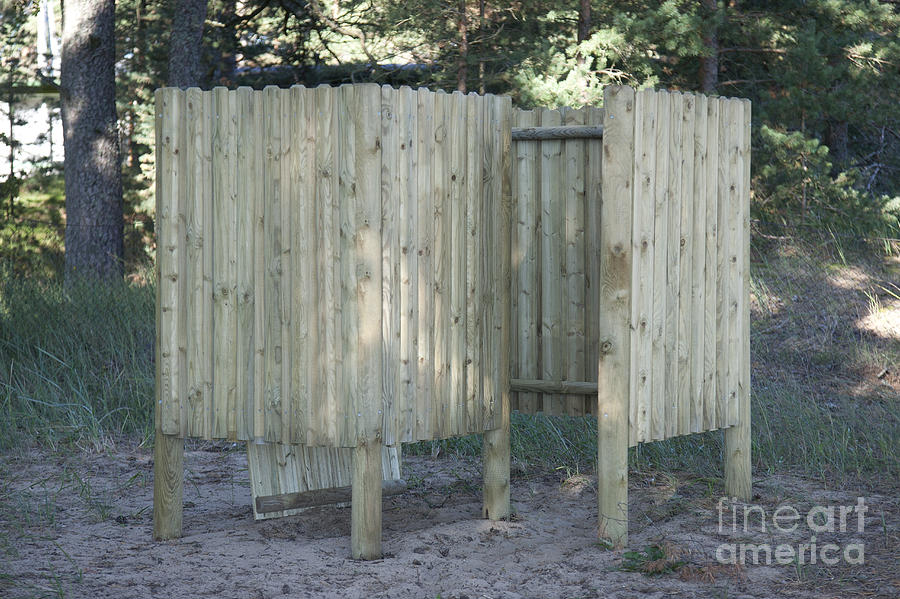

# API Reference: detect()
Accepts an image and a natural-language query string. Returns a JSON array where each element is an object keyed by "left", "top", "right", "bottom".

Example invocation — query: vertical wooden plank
[
  {"left": 314, "top": 84, "right": 339, "bottom": 446},
  {"left": 689, "top": 93, "right": 707, "bottom": 434},
  {"left": 725, "top": 98, "right": 743, "bottom": 429},
  {"left": 677, "top": 93, "right": 696, "bottom": 437},
  {"left": 212, "top": 87, "right": 238, "bottom": 440},
  {"left": 564, "top": 108, "right": 586, "bottom": 417},
  {"left": 630, "top": 89, "right": 656, "bottom": 444},
  {"left": 715, "top": 97, "right": 732, "bottom": 431},
  {"left": 464, "top": 91, "right": 483, "bottom": 433},
  {"left": 262, "top": 86, "right": 283, "bottom": 443},
  {"left": 540, "top": 108, "right": 564, "bottom": 414},
  {"left": 432, "top": 90, "right": 449, "bottom": 438},
  {"left": 201, "top": 91, "right": 215, "bottom": 438},
  {"left": 597, "top": 85, "right": 635, "bottom": 548},
  {"left": 584, "top": 106, "right": 604, "bottom": 414},
  {"left": 416, "top": 87, "right": 435, "bottom": 440},
  {"left": 509, "top": 109, "right": 520, "bottom": 416},
  {"left": 381, "top": 85, "right": 400, "bottom": 447},
  {"left": 398, "top": 86, "right": 418, "bottom": 442},
  {"left": 650, "top": 91, "right": 670, "bottom": 442},
  {"left": 448, "top": 91, "right": 467, "bottom": 436},
  {"left": 663, "top": 92, "right": 683, "bottom": 440},
  {"left": 290, "top": 85, "right": 316, "bottom": 446},
  {"left": 156, "top": 88, "right": 185, "bottom": 437},
  {"left": 154, "top": 87, "right": 185, "bottom": 539},
  {"left": 482, "top": 94, "right": 506, "bottom": 429},
  {"left": 337, "top": 84, "right": 360, "bottom": 447},
  {"left": 514, "top": 110, "right": 539, "bottom": 415},
  {"left": 482, "top": 93, "right": 512, "bottom": 520},
  {"left": 353, "top": 83, "right": 383, "bottom": 443},
  {"left": 278, "top": 88, "right": 293, "bottom": 445},
  {"left": 235, "top": 87, "right": 255, "bottom": 440},
  {"left": 725, "top": 98, "right": 752, "bottom": 500},
  {"left": 703, "top": 96, "right": 719, "bottom": 432},
  {"left": 250, "top": 89, "right": 267, "bottom": 441},
  {"left": 184, "top": 88, "right": 203, "bottom": 437}
]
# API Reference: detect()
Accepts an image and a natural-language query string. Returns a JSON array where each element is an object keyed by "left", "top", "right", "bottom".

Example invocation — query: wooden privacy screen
[
  {"left": 596, "top": 86, "right": 751, "bottom": 447},
  {"left": 510, "top": 106, "right": 604, "bottom": 418},
  {"left": 155, "top": 84, "right": 512, "bottom": 447}
]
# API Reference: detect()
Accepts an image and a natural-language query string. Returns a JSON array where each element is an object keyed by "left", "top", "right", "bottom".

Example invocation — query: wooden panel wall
[
  {"left": 155, "top": 84, "right": 512, "bottom": 447},
  {"left": 509, "top": 107, "right": 604, "bottom": 417},
  {"left": 512, "top": 89, "right": 750, "bottom": 447},
  {"left": 598, "top": 87, "right": 749, "bottom": 445}
]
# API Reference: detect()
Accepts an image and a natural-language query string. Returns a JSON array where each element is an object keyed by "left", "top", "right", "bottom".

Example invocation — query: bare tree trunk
[
  {"left": 168, "top": 0, "right": 208, "bottom": 88},
  {"left": 477, "top": 0, "right": 485, "bottom": 94},
  {"left": 576, "top": 0, "right": 591, "bottom": 65},
  {"left": 825, "top": 119, "right": 848, "bottom": 175},
  {"left": 61, "top": 0, "right": 124, "bottom": 280},
  {"left": 699, "top": 0, "right": 718, "bottom": 94},
  {"left": 457, "top": 0, "right": 468, "bottom": 93}
]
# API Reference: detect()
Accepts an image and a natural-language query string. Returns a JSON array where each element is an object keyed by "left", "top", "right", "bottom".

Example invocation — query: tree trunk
[
  {"left": 167, "top": 0, "right": 208, "bottom": 88},
  {"left": 576, "top": 0, "right": 591, "bottom": 65},
  {"left": 457, "top": 0, "right": 468, "bottom": 93},
  {"left": 699, "top": 0, "right": 718, "bottom": 94},
  {"left": 61, "top": 0, "right": 124, "bottom": 280},
  {"left": 825, "top": 120, "right": 848, "bottom": 173}
]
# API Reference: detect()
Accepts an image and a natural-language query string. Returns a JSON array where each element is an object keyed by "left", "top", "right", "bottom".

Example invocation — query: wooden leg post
[
  {"left": 724, "top": 395, "right": 751, "bottom": 500},
  {"left": 596, "top": 85, "right": 636, "bottom": 549},
  {"left": 153, "top": 432, "right": 184, "bottom": 540},
  {"left": 482, "top": 391, "right": 510, "bottom": 520},
  {"left": 597, "top": 400, "right": 628, "bottom": 548},
  {"left": 351, "top": 439, "right": 383, "bottom": 560}
]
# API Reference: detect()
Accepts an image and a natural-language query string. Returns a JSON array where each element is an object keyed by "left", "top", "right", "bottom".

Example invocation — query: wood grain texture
[
  {"left": 351, "top": 439, "right": 383, "bottom": 559},
  {"left": 597, "top": 85, "right": 635, "bottom": 548},
  {"left": 564, "top": 108, "right": 586, "bottom": 417},
  {"left": 630, "top": 89, "right": 656, "bottom": 445},
  {"left": 511, "top": 125, "right": 603, "bottom": 140},
  {"left": 539, "top": 108, "right": 564, "bottom": 413},
  {"left": 212, "top": 87, "right": 237, "bottom": 440},
  {"left": 247, "top": 443, "right": 401, "bottom": 519},
  {"left": 513, "top": 110, "right": 539, "bottom": 414},
  {"left": 725, "top": 98, "right": 752, "bottom": 500},
  {"left": 257, "top": 479, "right": 406, "bottom": 514},
  {"left": 152, "top": 433, "right": 183, "bottom": 540},
  {"left": 703, "top": 96, "right": 719, "bottom": 432}
]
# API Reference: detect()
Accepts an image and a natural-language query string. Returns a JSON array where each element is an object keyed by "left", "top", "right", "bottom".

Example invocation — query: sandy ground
[{"left": 1, "top": 446, "right": 896, "bottom": 599}]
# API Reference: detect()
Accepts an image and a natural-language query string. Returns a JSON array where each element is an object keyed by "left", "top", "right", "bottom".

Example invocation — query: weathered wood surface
[
  {"left": 511, "top": 125, "right": 603, "bottom": 140},
  {"left": 509, "top": 106, "right": 603, "bottom": 417},
  {"left": 510, "top": 89, "right": 750, "bottom": 449},
  {"left": 256, "top": 479, "right": 407, "bottom": 514},
  {"left": 247, "top": 443, "right": 401, "bottom": 520},
  {"left": 155, "top": 85, "right": 511, "bottom": 447}
]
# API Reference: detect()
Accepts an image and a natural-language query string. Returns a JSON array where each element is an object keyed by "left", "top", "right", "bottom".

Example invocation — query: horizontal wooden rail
[
  {"left": 510, "top": 378, "right": 598, "bottom": 395},
  {"left": 255, "top": 479, "right": 407, "bottom": 514},
  {"left": 511, "top": 126, "right": 603, "bottom": 141}
]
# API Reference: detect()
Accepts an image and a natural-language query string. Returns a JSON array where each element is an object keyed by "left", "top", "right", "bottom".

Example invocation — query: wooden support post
[
  {"left": 596, "top": 86, "right": 636, "bottom": 549},
  {"left": 724, "top": 412, "right": 751, "bottom": 500},
  {"left": 152, "top": 433, "right": 184, "bottom": 540},
  {"left": 351, "top": 439, "right": 383, "bottom": 560},
  {"left": 483, "top": 94, "right": 512, "bottom": 522},
  {"left": 725, "top": 98, "right": 752, "bottom": 502},
  {"left": 482, "top": 396, "right": 510, "bottom": 520}
]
